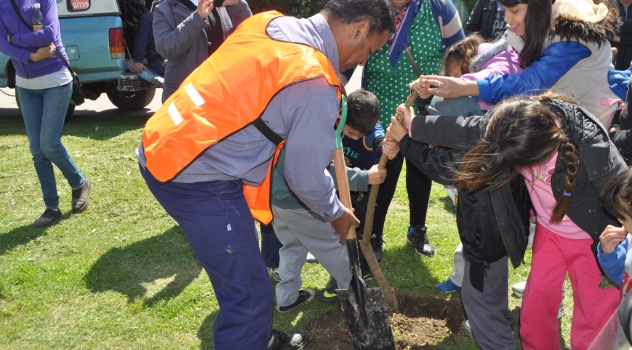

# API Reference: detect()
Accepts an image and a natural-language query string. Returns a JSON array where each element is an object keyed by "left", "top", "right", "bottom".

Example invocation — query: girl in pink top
[{"left": 419, "top": 33, "right": 523, "bottom": 117}]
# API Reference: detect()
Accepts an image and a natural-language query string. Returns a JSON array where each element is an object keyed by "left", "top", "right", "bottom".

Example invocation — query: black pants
[{"left": 372, "top": 153, "right": 432, "bottom": 238}]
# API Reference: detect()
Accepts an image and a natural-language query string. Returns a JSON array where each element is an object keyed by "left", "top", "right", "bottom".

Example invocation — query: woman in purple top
[{"left": 0, "top": 0, "right": 91, "bottom": 228}]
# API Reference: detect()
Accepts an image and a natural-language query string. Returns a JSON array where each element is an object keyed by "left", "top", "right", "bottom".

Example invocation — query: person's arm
[
  {"left": 410, "top": 114, "right": 485, "bottom": 150},
  {"left": 397, "top": 135, "right": 460, "bottom": 185},
  {"left": 433, "top": 0, "right": 465, "bottom": 50},
  {"left": 0, "top": 21, "right": 32, "bottom": 63},
  {"left": 464, "top": 0, "right": 485, "bottom": 36},
  {"left": 326, "top": 163, "right": 369, "bottom": 192},
  {"left": 153, "top": 3, "right": 209, "bottom": 61},
  {"left": 597, "top": 228, "right": 631, "bottom": 286},
  {"left": 9, "top": 0, "right": 58, "bottom": 48},
  {"left": 283, "top": 85, "right": 346, "bottom": 222},
  {"left": 461, "top": 49, "right": 522, "bottom": 81},
  {"left": 477, "top": 41, "right": 591, "bottom": 103},
  {"left": 225, "top": 0, "right": 252, "bottom": 33}
]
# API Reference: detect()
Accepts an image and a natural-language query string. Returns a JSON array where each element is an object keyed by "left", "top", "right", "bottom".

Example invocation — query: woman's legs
[
  {"left": 405, "top": 158, "right": 434, "bottom": 255},
  {"left": 18, "top": 84, "right": 83, "bottom": 210}
]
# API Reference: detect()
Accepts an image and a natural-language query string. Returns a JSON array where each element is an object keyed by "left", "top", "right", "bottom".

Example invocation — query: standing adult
[
  {"left": 137, "top": 0, "right": 395, "bottom": 349},
  {"left": 464, "top": 0, "right": 507, "bottom": 40},
  {"left": 153, "top": 0, "right": 252, "bottom": 102},
  {"left": 612, "top": 0, "right": 632, "bottom": 70},
  {"left": 363, "top": 0, "right": 464, "bottom": 257},
  {"left": 0, "top": 0, "right": 91, "bottom": 228}
]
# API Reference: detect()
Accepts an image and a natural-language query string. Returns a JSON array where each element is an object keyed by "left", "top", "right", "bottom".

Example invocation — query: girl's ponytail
[{"left": 550, "top": 137, "right": 578, "bottom": 223}]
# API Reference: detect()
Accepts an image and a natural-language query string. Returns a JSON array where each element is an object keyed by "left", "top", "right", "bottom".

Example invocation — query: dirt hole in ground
[{"left": 303, "top": 291, "right": 468, "bottom": 349}]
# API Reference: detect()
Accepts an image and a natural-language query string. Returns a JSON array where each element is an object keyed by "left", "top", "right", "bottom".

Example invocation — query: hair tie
[{"left": 562, "top": 191, "right": 571, "bottom": 197}]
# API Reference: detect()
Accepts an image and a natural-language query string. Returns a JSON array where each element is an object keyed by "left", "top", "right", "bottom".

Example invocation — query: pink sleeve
[{"left": 461, "top": 49, "right": 523, "bottom": 81}]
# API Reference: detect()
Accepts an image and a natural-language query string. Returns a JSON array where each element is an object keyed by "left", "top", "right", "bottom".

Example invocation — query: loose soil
[{"left": 303, "top": 291, "right": 470, "bottom": 349}]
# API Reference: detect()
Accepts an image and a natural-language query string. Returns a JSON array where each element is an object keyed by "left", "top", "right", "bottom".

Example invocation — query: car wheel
[{"left": 106, "top": 88, "right": 156, "bottom": 111}]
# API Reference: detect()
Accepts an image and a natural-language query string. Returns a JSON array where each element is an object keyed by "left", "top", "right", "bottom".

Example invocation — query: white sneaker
[
  {"left": 512, "top": 281, "right": 527, "bottom": 298},
  {"left": 463, "top": 319, "right": 472, "bottom": 334},
  {"left": 527, "top": 222, "right": 536, "bottom": 249},
  {"left": 306, "top": 252, "right": 317, "bottom": 263}
]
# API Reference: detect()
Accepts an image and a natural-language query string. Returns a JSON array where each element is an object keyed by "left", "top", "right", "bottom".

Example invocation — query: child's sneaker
[
  {"left": 436, "top": 278, "right": 461, "bottom": 292},
  {"left": 276, "top": 289, "right": 314, "bottom": 313},
  {"left": 306, "top": 252, "right": 317, "bottom": 263},
  {"left": 511, "top": 281, "right": 527, "bottom": 298},
  {"left": 268, "top": 328, "right": 310, "bottom": 350},
  {"left": 315, "top": 285, "right": 338, "bottom": 303}
]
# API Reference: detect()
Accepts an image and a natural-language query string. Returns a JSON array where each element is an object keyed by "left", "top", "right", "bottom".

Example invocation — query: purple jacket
[{"left": 0, "top": 0, "right": 68, "bottom": 79}]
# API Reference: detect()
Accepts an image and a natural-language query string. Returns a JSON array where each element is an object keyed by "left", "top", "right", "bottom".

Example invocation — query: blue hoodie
[{"left": 0, "top": 0, "right": 68, "bottom": 79}]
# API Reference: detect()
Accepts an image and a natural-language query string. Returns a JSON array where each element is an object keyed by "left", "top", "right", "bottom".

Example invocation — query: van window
[{"left": 67, "top": 0, "right": 91, "bottom": 12}]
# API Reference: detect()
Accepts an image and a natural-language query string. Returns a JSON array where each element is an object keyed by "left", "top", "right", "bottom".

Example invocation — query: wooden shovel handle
[{"left": 333, "top": 147, "right": 356, "bottom": 241}]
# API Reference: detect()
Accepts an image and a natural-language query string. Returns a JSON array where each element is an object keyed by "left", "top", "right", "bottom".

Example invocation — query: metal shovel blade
[{"left": 337, "top": 239, "right": 395, "bottom": 350}]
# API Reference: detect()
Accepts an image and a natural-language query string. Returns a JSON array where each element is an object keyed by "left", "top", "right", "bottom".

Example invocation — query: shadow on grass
[
  {"left": 84, "top": 226, "right": 202, "bottom": 306},
  {"left": 0, "top": 112, "right": 150, "bottom": 140},
  {"left": 382, "top": 242, "right": 443, "bottom": 293},
  {"left": 198, "top": 311, "right": 220, "bottom": 350},
  {"left": 0, "top": 213, "right": 72, "bottom": 256}
]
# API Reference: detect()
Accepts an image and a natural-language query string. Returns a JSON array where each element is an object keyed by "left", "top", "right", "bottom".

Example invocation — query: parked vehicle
[{"left": 0, "top": 0, "right": 162, "bottom": 117}]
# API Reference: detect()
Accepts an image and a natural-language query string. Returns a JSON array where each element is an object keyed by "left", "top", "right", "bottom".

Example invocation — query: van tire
[
  {"left": 107, "top": 88, "right": 155, "bottom": 110},
  {"left": 15, "top": 88, "right": 76, "bottom": 119}
]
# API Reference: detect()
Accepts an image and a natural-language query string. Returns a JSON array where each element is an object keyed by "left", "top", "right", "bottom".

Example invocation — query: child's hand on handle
[
  {"left": 382, "top": 138, "right": 399, "bottom": 160},
  {"left": 367, "top": 164, "right": 387, "bottom": 185},
  {"left": 599, "top": 225, "right": 628, "bottom": 253},
  {"left": 386, "top": 104, "right": 413, "bottom": 142}
]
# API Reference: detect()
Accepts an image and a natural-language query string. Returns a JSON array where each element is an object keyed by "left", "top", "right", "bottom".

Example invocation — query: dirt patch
[{"left": 303, "top": 291, "right": 468, "bottom": 349}]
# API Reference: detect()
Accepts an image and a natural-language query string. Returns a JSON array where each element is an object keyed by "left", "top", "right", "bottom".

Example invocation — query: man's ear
[{"left": 352, "top": 20, "right": 370, "bottom": 39}]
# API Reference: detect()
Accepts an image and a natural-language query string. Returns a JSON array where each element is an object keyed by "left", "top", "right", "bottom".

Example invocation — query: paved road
[{"left": 0, "top": 67, "right": 361, "bottom": 118}]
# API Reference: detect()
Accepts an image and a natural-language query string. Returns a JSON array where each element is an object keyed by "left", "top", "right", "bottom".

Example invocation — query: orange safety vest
[{"left": 142, "top": 11, "right": 341, "bottom": 224}]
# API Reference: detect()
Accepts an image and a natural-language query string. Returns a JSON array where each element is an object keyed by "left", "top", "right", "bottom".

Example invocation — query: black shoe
[
  {"left": 268, "top": 328, "right": 310, "bottom": 350},
  {"left": 276, "top": 289, "right": 314, "bottom": 313},
  {"left": 71, "top": 179, "right": 91, "bottom": 214},
  {"left": 407, "top": 225, "right": 435, "bottom": 256},
  {"left": 32, "top": 208, "right": 62, "bottom": 228},
  {"left": 370, "top": 234, "right": 384, "bottom": 262},
  {"left": 315, "top": 285, "right": 338, "bottom": 303}
]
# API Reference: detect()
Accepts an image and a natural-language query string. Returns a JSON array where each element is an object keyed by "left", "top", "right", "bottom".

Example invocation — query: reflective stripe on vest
[{"left": 142, "top": 11, "right": 341, "bottom": 223}]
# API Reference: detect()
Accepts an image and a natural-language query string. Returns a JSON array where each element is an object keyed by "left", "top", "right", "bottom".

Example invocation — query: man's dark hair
[
  {"left": 322, "top": 0, "right": 396, "bottom": 35},
  {"left": 346, "top": 89, "right": 380, "bottom": 135}
]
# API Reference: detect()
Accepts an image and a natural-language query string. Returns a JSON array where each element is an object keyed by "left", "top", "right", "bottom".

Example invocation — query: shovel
[
  {"left": 359, "top": 90, "right": 418, "bottom": 311},
  {"left": 333, "top": 95, "right": 395, "bottom": 350}
]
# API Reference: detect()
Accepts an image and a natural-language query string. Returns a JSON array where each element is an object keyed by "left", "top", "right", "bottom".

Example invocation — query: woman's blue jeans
[{"left": 17, "top": 83, "right": 83, "bottom": 210}]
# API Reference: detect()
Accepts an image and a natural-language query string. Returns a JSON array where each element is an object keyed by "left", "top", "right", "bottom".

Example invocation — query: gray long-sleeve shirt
[{"left": 139, "top": 13, "right": 345, "bottom": 222}]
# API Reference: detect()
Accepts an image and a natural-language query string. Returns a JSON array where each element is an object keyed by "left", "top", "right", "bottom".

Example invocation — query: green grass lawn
[{"left": 0, "top": 112, "right": 573, "bottom": 349}]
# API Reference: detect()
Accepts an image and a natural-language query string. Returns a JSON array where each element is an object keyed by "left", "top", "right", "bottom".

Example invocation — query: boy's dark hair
[
  {"left": 322, "top": 0, "right": 396, "bottom": 36},
  {"left": 346, "top": 89, "right": 380, "bottom": 135},
  {"left": 601, "top": 167, "right": 632, "bottom": 220}
]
